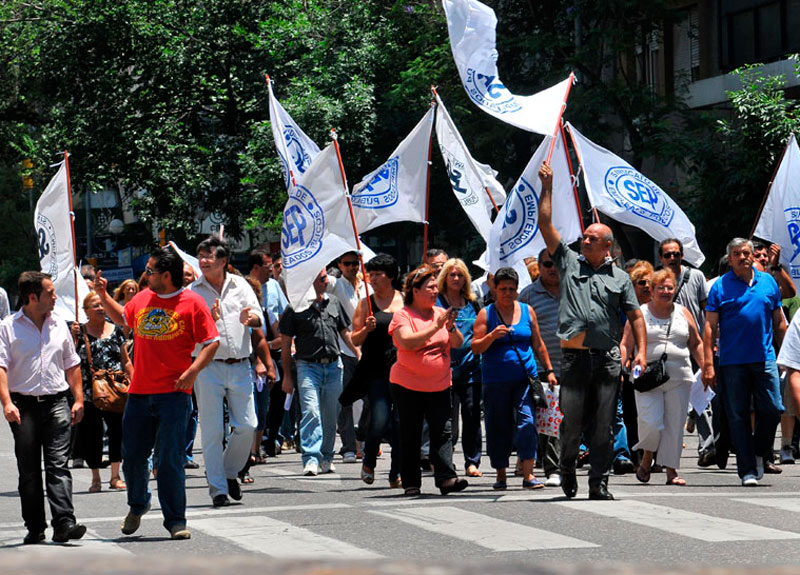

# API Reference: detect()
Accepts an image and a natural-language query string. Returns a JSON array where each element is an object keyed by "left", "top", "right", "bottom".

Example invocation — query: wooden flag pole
[
  {"left": 559, "top": 120, "right": 585, "bottom": 234},
  {"left": 749, "top": 136, "right": 792, "bottom": 240},
  {"left": 64, "top": 150, "right": 79, "bottom": 321},
  {"left": 422, "top": 96, "right": 436, "bottom": 260},
  {"left": 331, "top": 130, "right": 372, "bottom": 316},
  {"left": 545, "top": 72, "right": 576, "bottom": 165},
  {"left": 564, "top": 122, "right": 600, "bottom": 225}
]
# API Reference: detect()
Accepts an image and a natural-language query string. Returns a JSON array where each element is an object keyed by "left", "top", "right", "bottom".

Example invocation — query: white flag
[
  {"left": 753, "top": 134, "right": 800, "bottom": 291},
  {"left": 488, "top": 132, "right": 582, "bottom": 274},
  {"left": 443, "top": 0, "right": 573, "bottom": 135},
  {"left": 568, "top": 123, "right": 705, "bottom": 266},
  {"left": 268, "top": 78, "right": 321, "bottom": 190},
  {"left": 34, "top": 162, "right": 89, "bottom": 322},
  {"left": 281, "top": 143, "right": 358, "bottom": 311},
  {"left": 350, "top": 108, "right": 434, "bottom": 233},
  {"left": 168, "top": 241, "right": 201, "bottom": 280},
  {"left": 435, "top": 93, "right": 505, "bottom": 242}
]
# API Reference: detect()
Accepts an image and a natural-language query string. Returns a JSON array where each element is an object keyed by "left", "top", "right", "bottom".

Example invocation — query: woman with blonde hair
[
  {"left": 629, "top": 261, "right": 654, "bottom": 305},
  {"left": 113, "top": 279, "right": 139, "bottom": 305},
  {"left": 436, "top": 258, "right": 483, "bottom": 477}
]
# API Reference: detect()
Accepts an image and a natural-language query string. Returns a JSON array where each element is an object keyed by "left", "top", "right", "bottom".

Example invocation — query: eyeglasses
[
  {"left": 541, "top": 261, "right": 554, "bottom": 268},
  {"left": 636, "top": 280, "right": 651, "bottom": 286},
  {"left": 197, "top": 253, "right": 216, "bottom": 262},
  {"left": 145, "top": 266, "right": 162, "bottom": 276},
  {"left": 655, "top": 285, "right": 675, "bottom": 292},
  {"left": 662, "top": 251, "right": 682, "bottom": 260},
  {"left": 340, "top": 261, "right": 360, "bottom": 267}
]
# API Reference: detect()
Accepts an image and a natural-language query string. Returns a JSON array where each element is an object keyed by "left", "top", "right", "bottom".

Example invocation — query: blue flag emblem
[
  {"left": 281, "top": 185, "right": 325, "bottom": 269},
  {"left": 785, "top": 207, "right": 800, "bottom": 268},
  {"left": 444, "top": 152, "right": 478, "bottom": 206},
  {"left": 351, "top": 157, "right": 400, "bottom": 209},
  {"left": 283, "top": 127, "right": 313, "bottom": 177},
  {"left": 604, "top": 167, "right": 675, "bottom": 227},
  {"left": 465, "top": 66, "right": 522, "bottom": 115},
  {"left": 498, "top": 178, "right": 539, "bottom": 260}
]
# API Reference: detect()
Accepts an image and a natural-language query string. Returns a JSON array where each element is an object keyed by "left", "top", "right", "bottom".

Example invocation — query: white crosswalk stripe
[
  {"left": 369, "top": 505, "right": 598, "bottom": 551},
  {"left": 556, "top": 499, "right": 800, "bottom": 542},
  {"left": 190, "top": 515, "right": 384, "bottom": 558},
  {"left": 732, "top": 497, "right": 800, "bottom": 513},
  {"left": 0, "top": 527, "right": 131, "bottom": 554}
]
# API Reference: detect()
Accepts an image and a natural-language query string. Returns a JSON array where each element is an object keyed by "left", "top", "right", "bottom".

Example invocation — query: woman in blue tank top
[{"left": 472, "top": 267, "right": 558, "bottom": 490}]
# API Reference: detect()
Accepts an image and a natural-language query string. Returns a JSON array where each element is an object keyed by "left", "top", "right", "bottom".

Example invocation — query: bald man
[{"left": 537, "top": 163, "right": 646, "bottom": 501}]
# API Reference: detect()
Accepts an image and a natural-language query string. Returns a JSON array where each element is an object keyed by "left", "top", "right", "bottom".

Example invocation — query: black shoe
[
  {"left": 184, "top": 460, "right": 200, "bottom": 469},
  {"left": 212, "top": 494, "right": 230, "bottom": 507},
  {"left": 439, "top": 477, "right": 468, "bottom": 495},
  {"left": 561, "top": 472, "right": 578, "bottom": 498},
  {"left": 227, "top": 478, "right": 243, "bottom": 501},
  {"left": 697, "top": 452, "right": 715, "bottom": 468},
  {"left": 23, "top": 531, "right": 45, "bottom": 545},
  {"left": 613, "top": 459, "right": 635, "bottom": 475},
  {"left": 588, "top": 484, "right": 615, "bottom": 501},
  {"left": 715, "top": 450, "right": 729, "bottom": 470},
  {"left": 52, "top": 523, "right": 87, "bottom": 543},
  {"left": 420, "top": 458, "right": 431, "bottom": 472}
]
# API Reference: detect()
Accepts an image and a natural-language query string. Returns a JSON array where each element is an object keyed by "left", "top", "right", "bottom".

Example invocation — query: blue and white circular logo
[
  {"left": 443, "top": 151, "right": 478, "bottom": 206},
  {"left": 351, "top": 157, "right": 399, "bottom": 210},
  {"left": 283, "top": 126, "right": 313, "bottom": 177},
  {"left": 281, "top": 185, "right": 325, "bottom": 269},
  {"left": 277, "top": 150, "right": 291, "bottom": 189},
  {"left": 785, "top": 206, "right": 800, "bottom": 280},
  {"left": 36, "top": 213, "right": 59, "bottom": 279},
  {"left": 498, "top": 177, "right": 539, "bottom": 261},
  {"left": 604, "top": 167, "right": 674, "bottom": 227},
  {"left": 464, "top": 66, "right": 522, "bottom": 115}
]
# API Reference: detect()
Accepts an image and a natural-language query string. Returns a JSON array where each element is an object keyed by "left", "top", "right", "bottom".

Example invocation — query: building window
[
  {"left": 673, "top": 5, "right": 700, "bottom": 87},
  {"left": 722, "top": 0, "right": 800, "bottom": 70}
]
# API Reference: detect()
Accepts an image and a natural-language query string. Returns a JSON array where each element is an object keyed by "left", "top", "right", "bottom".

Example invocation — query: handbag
[
  {"left": 84, "top": 330, "right": 130, "bottom": 413},
  {"left": 495, "top": 305, "right": 548, "bottom": 409},
  {"left": 632, "top": 310, "right": 673, "bottom": 393}
]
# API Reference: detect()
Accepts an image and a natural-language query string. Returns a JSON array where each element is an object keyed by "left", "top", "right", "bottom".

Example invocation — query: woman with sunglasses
[
  {"left": 630, "top": 261, "right": 654, "bottom": 305},
  {"left": 388, "top": 264, "right": 468, "bottom": 496}
]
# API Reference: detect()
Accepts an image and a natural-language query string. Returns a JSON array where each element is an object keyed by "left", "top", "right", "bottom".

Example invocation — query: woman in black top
[{"left": 350, "top": 254, "right": 405, "bottom": 487}]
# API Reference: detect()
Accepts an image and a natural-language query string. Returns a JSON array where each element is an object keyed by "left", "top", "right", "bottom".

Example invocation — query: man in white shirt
[
  {"left": 191, "top": 236, "right": 264, "bottom": 507},
  {"left": 0, "top": 271, "right": 86, "bottom": 544},
  {"left": 0, "top": 286, "right": 10, "bottom": 319}
]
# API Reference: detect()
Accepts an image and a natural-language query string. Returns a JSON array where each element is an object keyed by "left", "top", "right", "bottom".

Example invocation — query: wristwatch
[{"left": 541, "top": 368, "right": 554, "bottom": 375}]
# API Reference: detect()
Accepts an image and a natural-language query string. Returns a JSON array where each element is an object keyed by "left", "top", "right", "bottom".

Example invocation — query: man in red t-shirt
[{"left": 96, "top": 246, "right": 219, "bottom": 540}]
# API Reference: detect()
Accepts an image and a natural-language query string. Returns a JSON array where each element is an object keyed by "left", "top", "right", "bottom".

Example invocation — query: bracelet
[
  {"left": 770, "top": 265, "right": 782, "bottom": 272},
  {"left": 541, "top": 368, "right": 554, "bottom": 375}
]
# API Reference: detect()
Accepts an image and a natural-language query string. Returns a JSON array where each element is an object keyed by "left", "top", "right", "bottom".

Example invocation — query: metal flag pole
[
  {"left": 64, "top": 150, "right": 80, "bottom": 321},
  {"left": 422, "top": 95, "right": 436, "bottom": 260},
  {"left": 331, "top": 129, "right": 373, "bottom": 316}
]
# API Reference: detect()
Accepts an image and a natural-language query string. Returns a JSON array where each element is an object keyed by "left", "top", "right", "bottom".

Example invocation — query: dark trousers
[
  {"left": 451, "top": 378, "right": 482, "bottom": 470},
  {"left": 363, "top": 376, "right": 400, "bottom": 480},
  {"left": 391, "top": 384, "right": 457, "bottom": 489},
  {"left": 185, "top": 391, "right": 198, "bottom": 462},
  {"left": 9, "top": 392, "right": 76, "bottom": 532},
  {"left": 337, "top": 355, "right": 358, "bottom": 454},
  {"left": 538, "top": 434, "right": 561, "bottom": 476},
  {"left": 559, "top": 347, "right": 621, "bottom": 487},
  {"left": 77, "top": 401, "right": 123, "bottom": 469}
]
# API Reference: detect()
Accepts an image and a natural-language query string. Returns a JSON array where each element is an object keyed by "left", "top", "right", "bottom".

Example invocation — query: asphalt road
[{"left": 2, "top": 419, "right": 800, "bottom": 572}]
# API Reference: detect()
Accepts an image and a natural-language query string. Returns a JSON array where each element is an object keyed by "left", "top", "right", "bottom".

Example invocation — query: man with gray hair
[{"left": 703, "top": 238, "right": 787, "bottom": 487}]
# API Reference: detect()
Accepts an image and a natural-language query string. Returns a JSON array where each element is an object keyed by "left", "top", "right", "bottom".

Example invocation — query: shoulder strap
[
  {"left": 495, "top": 304, "right": 530, "bottom": 370},
  {"left": 672, "top": 267, "right": 691, "bottom": 302},
  {"left": 82, "top": 327, "right": 95, "bottom": 370}
]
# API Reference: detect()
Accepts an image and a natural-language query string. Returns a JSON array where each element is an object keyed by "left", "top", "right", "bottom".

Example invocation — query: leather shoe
[
  {"left": 612, "top": 458, "right": 635, "bottom": 475},
  {"left": 23, "top": 531, "right": 45, "bottom": 545},
  {"left": 561, "top": 472, "right": 578, "bottom": 498},
  {"left": 52, "top": 522, "right": 86, "bottom": 543},
  {"left": 588, "top": 484, "right": 615, "bottom": 500},
  {"left": 439, "top": 477, "right": 468, "bottom": 495},
  {"left": 697, "top": 452, "right": 715, "bottom": 468},
  {"left": 184, "top": 460, "right": 200, "bottom": 469},
  {"left": 212, "top": 494, "right": 230, "bottom": 507},
  {"left": 764, "top": 461, "right": 783, "bottom": 474},
  {"left": 227, "top": 478, "right": 243, "bottom": 500}
]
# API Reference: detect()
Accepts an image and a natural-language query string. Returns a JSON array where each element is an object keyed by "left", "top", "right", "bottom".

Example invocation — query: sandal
[
  {"left": 666, "top": 475, "right": 686, "bottom": 486},
  {"left": 522, "top": 478, "right": 544, "bottom": 490},
  {"left": 404, "top": 487, "right": 421, "bottom": 496},
  {"left": 389, "top": 477, "right": 402, "bottom": 489},
  {"left": 635, "top": 466, "right": 651, "bottom": 484},
  {"left": 466, "top": 465, "right": 483, "bottom": 477},
  {"left": 109, "top": 477, "right": 126, "bottom": 490},
  {"left": 239, "top": 472, "right": 255, "bottom": 484},
  {"left": 89, "top": 481, "right": 102, "bottom": 493},
  {"left": 361, "top": 465, "right": 375, "bottom": 485}
]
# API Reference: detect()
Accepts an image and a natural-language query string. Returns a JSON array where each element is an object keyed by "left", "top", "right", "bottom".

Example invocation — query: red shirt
[
  {"left": 388, "top": 306, "right": 451, "bottom": 392},
  {"left": 124, "top": 288, "right": 218, "bottom": 395}
]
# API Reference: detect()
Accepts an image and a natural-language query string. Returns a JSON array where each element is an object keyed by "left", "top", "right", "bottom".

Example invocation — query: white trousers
[{"left": 633, "top": 380, "right": 691, "bottom": 469}]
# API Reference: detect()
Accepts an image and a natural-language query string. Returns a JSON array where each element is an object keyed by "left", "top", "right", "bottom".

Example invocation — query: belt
[
  {"left": 308, "top": 356, "right": 338, "bottom": 365},
  {"left": 10, "top": 390, "right": 69, "bottom": 403},
  {"left": 214, "top": 357, "right": 248, "bottom": 364}
]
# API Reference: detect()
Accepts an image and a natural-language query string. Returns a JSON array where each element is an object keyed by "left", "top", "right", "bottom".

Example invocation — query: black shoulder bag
[
  {"left": 632, "top": 309, "right": 673, "bottom": 393},
  {"left": 495, "top": 305, "right": 548, "bottom": 408}
]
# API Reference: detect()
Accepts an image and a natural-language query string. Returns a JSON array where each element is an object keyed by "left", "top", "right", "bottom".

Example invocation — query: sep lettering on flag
[
  {"left": 280, "top": 143, "right": 358, "bottom": 311},
  {"left": 267, "top": 77, "right": 321, "bottom": 190},
  {"left": 443, "top": 0, "right": 573, "bottom": 135},
  {"left": 350, "top": 108, "right": 434, "bottom": 233},
  {"left": 435, "top": 92, "right": 505, "bottom": 242},
  {"left": 753, "top": 134, "right": 800, "bottom": 290},
  {"left": 568, "top": 123, "right": 705, "bottom": 266},
  {"left": 487, "top": 132, "right": 581, "bottom": 274},
  {"left": 34, "top": 161, "right": 90, "bottom": 323}
]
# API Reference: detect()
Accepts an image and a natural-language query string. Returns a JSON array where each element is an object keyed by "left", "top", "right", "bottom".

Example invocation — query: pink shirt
[
  {"left": 0, "top": 310, "right": 81, "bottom": 395},
  {"left": 388, "top": 306, "right": 451, "bottom": 392}
]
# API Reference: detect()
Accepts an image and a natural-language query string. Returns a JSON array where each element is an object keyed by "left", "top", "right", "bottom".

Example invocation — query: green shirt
[{"left": 551, "top": 240, "right": 639, "bottom": 350}]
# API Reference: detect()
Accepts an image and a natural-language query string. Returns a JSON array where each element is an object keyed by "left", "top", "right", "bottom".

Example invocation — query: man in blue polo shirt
[{"left": 703, "top": 237, "right": 787, "bottom": 487}]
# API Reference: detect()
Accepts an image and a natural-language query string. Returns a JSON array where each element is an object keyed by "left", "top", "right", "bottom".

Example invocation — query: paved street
[{"left": 3, "top": 422, "right": 800, "bottom": 570}]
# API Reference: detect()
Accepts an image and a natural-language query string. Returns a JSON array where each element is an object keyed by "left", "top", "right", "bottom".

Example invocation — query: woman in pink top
[{"left": 389, "top": 264, "right": 468, "bottom": 496}]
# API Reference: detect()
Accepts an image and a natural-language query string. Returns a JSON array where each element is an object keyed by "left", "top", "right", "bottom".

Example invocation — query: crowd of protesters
[{"left": 3, "top": 161, "right": 800, "bottom": 543}]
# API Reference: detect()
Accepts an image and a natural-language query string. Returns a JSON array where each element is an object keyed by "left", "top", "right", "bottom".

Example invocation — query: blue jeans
[
  {"left": 122, "top": 392, "right": 192, "bottom": 530},
  {"left": 613, "top": 396, "right": 632, "bottom": 462},
  {"left": 483, "top": 379, "right": 537, "bottom": 469},
  {"left": 363, "top": 375, "right": 400, "bottom": 480},
  {"left": 296, "top": 359, "right": 343, "bottom": 466},
  {"left": 719, "top": 360, "right": 783, "bottom": 478}
]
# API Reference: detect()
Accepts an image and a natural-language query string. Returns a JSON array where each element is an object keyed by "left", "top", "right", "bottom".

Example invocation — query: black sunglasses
[
  {"left": 636, "top": 280, "right": 651, "bottom": 286},
  {"left": 540, "top": 261, "right": 554, "bottom": 268},
  {"left": 340, "top": 261, "right": 360, "bottom": 267},
  {"left": 662, "top": 251, "right": 682, "bottom": 259}
]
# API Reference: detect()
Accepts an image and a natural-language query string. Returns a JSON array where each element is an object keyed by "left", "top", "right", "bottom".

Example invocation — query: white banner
[
  {"left": 350, "top": 108, "right": 434, "bottom": 233},
  {"left": 435, "top": 93, "right": 505, "bottom": 242},
  {"left": 443, "top": 0, "right": 573, "bottom": 135},
  {"left": 34, "top": 162, "right": 89, "bottom": 322},
  {"left": 268, "top": 77, "right": 321, "bottom": 190},
  {"left": 281, "top": 143, "right": 358, "bottom": 311},
  {"left": 568, "top": 123, "right": 705, "bottom": 267},
  {"left": 487, "top": 132, "right": 582, "bottom": 273},
  {"left": 168, "top": 240, "right": 201, "bottom": 280},
  {"left": 753, "top": 134, "right": 800, "bottom": 290}
]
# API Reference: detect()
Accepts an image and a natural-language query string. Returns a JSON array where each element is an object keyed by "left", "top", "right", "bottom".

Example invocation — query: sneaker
[
  {"left": 169, "top": 525, "right": 191, "bottom": 540},
  {"left": 781, "top": 446, "right": 795, "bottom": 465},
  {"left": 342, "top": 452, "right": 357, "bottom": 464},
  {"left": 319, "top": 460, "right": 336, "bottom": 474},
  {"left": 303, "top": 460, "right": 319, "bottom": 476},
  {"left": 755, "top": 455, "right": 765, "bottom": 480},
  {"left": 742, "top": 474, "right": 759, "bottom": 487},
  {"left": 52, "top": 522, "right": 86, "bottom": 543},
  {"left": 212, "top": 494, "right": 230, "bottom": 507},
  {"left": 545, "top": 474, "right": 562, "bottom": 487},
  {"left": 121, "top": 503, "right": 150, "bottom": 535}
]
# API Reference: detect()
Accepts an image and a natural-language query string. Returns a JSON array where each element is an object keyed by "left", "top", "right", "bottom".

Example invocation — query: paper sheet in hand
[{"left": 689, "top": 370, "right": 715, "bottom": 413}]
